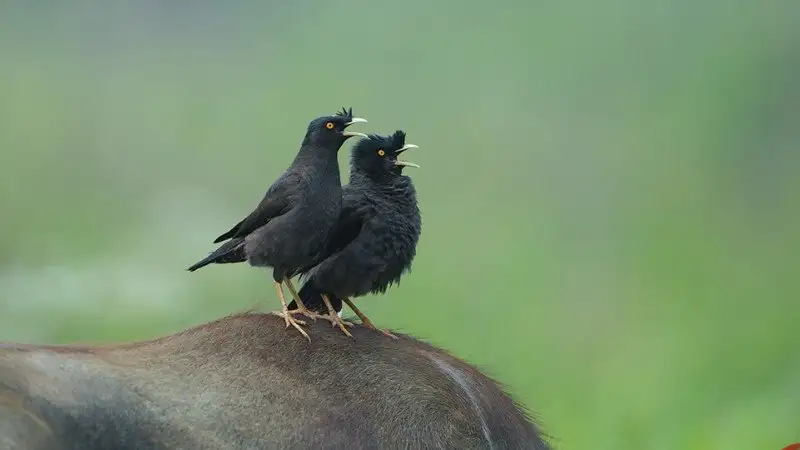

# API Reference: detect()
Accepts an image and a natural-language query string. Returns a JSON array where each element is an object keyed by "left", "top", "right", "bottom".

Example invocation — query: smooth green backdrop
[{"left": 1, "top": 2, "right": 798, "bottom": 449}]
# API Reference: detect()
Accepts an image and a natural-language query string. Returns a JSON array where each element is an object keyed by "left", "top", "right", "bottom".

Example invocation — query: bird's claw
[
  {"left": 379, "top": 329, "right": 399, "bottom": 340},
  {"left": 323, "top": 314, "right": 354, "bottom": 338},
  {"left": 287, "top": 307, "right": 324, "bottom": 322},
  {"left": 331, "top": 318, "right": 355, "bottom": 328},
  {"left": 360, "top": 317, "right": 397, "bottom": 339},
  {"left": 271, "top": 311, "right": 310, "bottom": 342}
]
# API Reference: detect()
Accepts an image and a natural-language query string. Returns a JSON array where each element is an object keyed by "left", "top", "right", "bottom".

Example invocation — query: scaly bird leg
[
  {"left": 284, "top": 277, "right": 323, "bottom": 322},
  {"left": 270, "top": 281, "right": 310, "bottom": 342},
  {"left": 321, "top": 294, "right": 354, "bottom": 338},
  {"left": 342, "top": 298, "right": 398, "bottom": 339}
]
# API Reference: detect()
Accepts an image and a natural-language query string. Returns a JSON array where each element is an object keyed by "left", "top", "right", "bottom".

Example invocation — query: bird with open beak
[
  {"left": 188, "top": 108, "right": 369, "bottom": 340},
  {"left": 290, "top": 130, "right": 422, "bottom": 337}
]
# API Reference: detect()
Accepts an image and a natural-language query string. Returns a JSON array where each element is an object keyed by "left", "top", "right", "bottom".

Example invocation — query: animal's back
[{"left": 0, "top": 313, "right": 550, "bottom": 450}]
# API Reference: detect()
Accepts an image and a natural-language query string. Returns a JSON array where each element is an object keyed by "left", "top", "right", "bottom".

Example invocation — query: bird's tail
[
  {"left": 288, "top": 279, "right": 343, "bottom": 315},
  {"left": 187, "top": 238, "right": 247, "bottom": 272}
]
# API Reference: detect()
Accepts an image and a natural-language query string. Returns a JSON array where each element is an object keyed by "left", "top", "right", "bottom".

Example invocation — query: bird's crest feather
[
  {"left": 336, "top": 107, "right": 354, "bottom": 122},
  {"left": 390, "top": 130, "right": 406, "bottom": 149}
]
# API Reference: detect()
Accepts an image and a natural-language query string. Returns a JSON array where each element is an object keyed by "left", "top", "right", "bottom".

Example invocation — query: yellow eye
[
  {"left": 325, "top": 122, "right": 334, "bottom": 129},
  {"left": 377, "top": 149, "right": 385, "bottom": 156}
]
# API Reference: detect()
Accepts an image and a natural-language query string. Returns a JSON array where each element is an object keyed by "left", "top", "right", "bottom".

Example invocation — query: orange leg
[
  {"left": 284, "top": 278, "right": 324, "bottom": 322},
  {"left": 321, "top": 294, "right": 354, "bottom": 338},
  {"left": 270, "top": 281, "right": 310, "bottom": 342},
  {"left": 342, "top": 298, "right": 397, "bottom": 339}
]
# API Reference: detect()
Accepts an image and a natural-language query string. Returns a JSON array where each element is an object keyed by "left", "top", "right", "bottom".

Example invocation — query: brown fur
[{"left": 0, "top": 313, "right": 550, "bottom": 450}]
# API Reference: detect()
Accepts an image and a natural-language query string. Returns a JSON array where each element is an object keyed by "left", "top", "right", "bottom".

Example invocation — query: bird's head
[
  {"left": 350, "top": 130, "right": 420, "bottom": 177},
  {"left": 304, "top": 107, "right": 368, "bottom": 149}
]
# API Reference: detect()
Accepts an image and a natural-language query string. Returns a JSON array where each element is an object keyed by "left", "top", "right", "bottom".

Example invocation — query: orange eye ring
[
  {"left": 325, "top": 122, "right": 335, "bottom": 129},
  {"left": 377, "top": 149, "right": 385, "bottom": 156}
]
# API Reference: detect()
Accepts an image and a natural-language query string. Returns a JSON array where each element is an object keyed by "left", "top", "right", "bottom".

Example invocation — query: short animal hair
[{"left": 0, "top": 313, "right": 551, "bottom": 449}]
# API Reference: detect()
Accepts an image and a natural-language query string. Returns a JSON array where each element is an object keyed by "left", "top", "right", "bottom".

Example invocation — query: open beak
[
  {"left": 394, "top": 144, "right": 420, "bottom": 168},
  {"left": 342, "top": 117, "right": 368, "bottom": 138},
  {"left": 345, "top": 117, "right": 368, "bottom": 126}
]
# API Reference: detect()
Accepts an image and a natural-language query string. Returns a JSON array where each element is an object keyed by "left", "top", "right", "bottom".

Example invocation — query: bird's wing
[
  {"left": 324, "top": 199, "right": 378, "bottom": 255},
  {"left": 213, "top": 172, "right": 300, "bottom": 243},
  {"left": 302, "top": 200, "right": 381, "bottom": 282}
]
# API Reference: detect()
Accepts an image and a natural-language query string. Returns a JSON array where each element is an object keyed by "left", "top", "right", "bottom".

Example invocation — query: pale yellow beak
[
  {"left": 394, "top": 144, "right": 420, "bottom": 168},
  {"left": 342, "top": 117, "right": 368, "bottom": 138},
  {"left": 345, "top": 117, "right": 368, "bottom": 126}
]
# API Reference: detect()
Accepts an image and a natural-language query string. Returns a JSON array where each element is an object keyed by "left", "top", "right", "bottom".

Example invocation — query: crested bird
[
  {"left": 188, "top": 108, "right": 367, "bottom": 340},
  {"left": 289, "top": 130, "right": 421, "bottom": 338}
]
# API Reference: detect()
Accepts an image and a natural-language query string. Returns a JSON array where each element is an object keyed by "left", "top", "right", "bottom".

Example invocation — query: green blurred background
[{"left": 1, "top": 2, "right": 798, "bottom": 449}]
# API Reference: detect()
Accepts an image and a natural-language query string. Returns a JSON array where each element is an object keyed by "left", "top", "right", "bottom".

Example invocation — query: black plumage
[
  {"left": 288, "top": 130, "right": 421, "bottom": 338},
  {"left": 188, "top": 108, "right": 367, "bottom": 340}
]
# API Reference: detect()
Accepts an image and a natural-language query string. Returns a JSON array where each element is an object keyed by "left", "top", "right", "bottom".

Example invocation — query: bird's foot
[
  {"left": 341, "top": 298, "right": 398, "bottom": 339},
  {"left": 271, "top": 309, "right": 310, "bottom": 342},
  {"left": 287, "top": 305, "right": 326, "bottom": 322},
  {"left": 377, "top": 328, "right": 399, "bottom": 340},
  {"left": 322, "top": 314, "right": 355, "bottom": 338},
  {"left": 360, "top": 317, "right": 398, "bottom": 340}
]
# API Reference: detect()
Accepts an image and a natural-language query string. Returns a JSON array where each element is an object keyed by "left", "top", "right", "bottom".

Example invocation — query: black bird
[
  {"left": 187, "top": 108, "right": 367, "bottom": 340},
  {"left": 289, "top": 130, "right": 421, "bottom": 338}
]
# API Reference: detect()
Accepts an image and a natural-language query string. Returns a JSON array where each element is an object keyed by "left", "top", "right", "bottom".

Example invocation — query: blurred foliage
[{"left": 1, "top": 2, "right": 798, "bottom": 449}]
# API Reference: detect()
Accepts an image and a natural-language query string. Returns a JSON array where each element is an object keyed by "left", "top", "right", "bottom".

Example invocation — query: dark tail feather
[
  {"left": 213, "top": 219, "right": 244, "bottom": 243},
  {"left": 187, "top": 238, "right": 246, "bottom": 272},
  {"left": 288, "top": 280, "right": 342, "bottom": 314}
]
